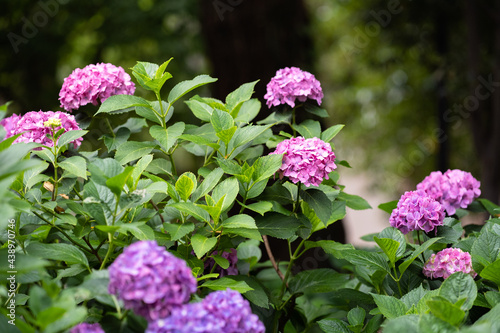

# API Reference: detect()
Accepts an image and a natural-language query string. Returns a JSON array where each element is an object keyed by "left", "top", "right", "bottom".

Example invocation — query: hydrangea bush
[{"left": 1, "top": 59, "right": 500, "bottom": 333}]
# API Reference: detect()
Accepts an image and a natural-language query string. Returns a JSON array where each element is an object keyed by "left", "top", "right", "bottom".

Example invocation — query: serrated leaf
[
  {"left": 201, "top": 277, "right": 253, "bottom": 293},
  {"left": 185, "top": 99, "right": 213, "bottom": 122},
  {"left": 120, "top": 223, "right": 155, "bottom": 240},
  {"left": 472, "top": 231, "right": 500, "bottom": 265},
  {"left": 234, "top": 99, "right": 261, "bottom": 123},
  {"left": 300, "top": 188, "right": 332, "bottom": 225},
  {"left": 252, "top": 154, "right": 283, "bottom": 183},
  {"left": 191, "top": 234, "right": 217, "bottom": 258},
  {"left": 57, "top": 130, "right": 87, "bottom": 147},
  {"left": 170, "top": 202, "right": 210, "bottom": 222},
  {"left": 58, "top": 156, "right": 87, "bottom": 179},
  {"left": 347, "top": 307, "right": 366, "bottom": 326},
  {"left": 175, "top": 172, "right": 197, "bottom": 201},
  {"left": 192, "top": 168, "right": 224, "bottom": 202},
  {"left": 289, "top": 268, "right": 349, "bottom": 294},
  {"left": 222, "top": 214, "right": 258, "bottom": 229},
  {"left": 321, "top": 124, "right": 344, "bottom": 142},
  {"left": 374, "top": 237, "right": 400, "bottom": 265},
  {"left": 378, "top": 227, "right": 406, "bottom": 259},
  {"left": 226, "top": 80, "right": 259, "bottom": 114},
  {"left": 317, "top": 319, "right": 351, "bottom": 333},
  {"left": 163, "top": 222, "right": 194, "bottom": 241},
  {"left": 372, "top": 294, "right": 407, "bottom": 319},
  {"left": 304, "top": 104, "right": 329, "bottom": 118},
  {"left": 398, "top": 237, "right": 443, "bottom": 275},
  {"left": 480, "top": 258, "right": 500, "bottom": 287},
  {"left": 115, "top": 141, "right": 157, "bottom": 165},
  {"left": 292, "top": 119, "right": 322, "bottom": 138},
  {"left": 105, "top": 166, "right": 134, "bottom": 197},
  {"left": 427, "top": 299, "right": 465, "bottom": 326},
  {"left": 168, "top": 74, "right": 217, "bottom": 104},
  {"left": 96, "top": 95, "right": 151, "bottom": 115},
  {"left": 150, "top": 122, "right": 185, "bottom": 152},
  {"left": 255, "top": 213, "right": 302, "bottom": 239},
  {"left": 343, "top": 250, "right": 391, "bottom": 274},
  {"left": 241, "top": 201, "right": 273, "bottom": 216},
  {"left": 26, "top": 242, "right": 89, "bottom": 269},
  {"left": 212, "top": 177, "right": 239, "bottom": 212},
  {"left": 304, "top": 240, "right": 355, "bottom": 259}
]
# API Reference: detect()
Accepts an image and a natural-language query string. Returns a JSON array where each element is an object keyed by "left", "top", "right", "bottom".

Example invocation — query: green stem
[
  {"left": 417, "top": 230, "right": 426, "bottom": 263},
  {"left": 111, "top": 294, "right": 122, "bottom": 318},
  {"left": 33, "top": 211, "right": 93, "bottom": 254},
  {"left": 105, "top": 118, "right": 115, "bottom": 137},
  {"left": 99, "top": 233, "right": 115, "bottom": 270},
  {"left": 392, "top": 266, "right": 403, "bottom": 297},
  {"left": 169, "top": 153, "right": 177, "bottom": 177},
  {"left": 293, "top": 182, "right": 301, "bottom": 214}
]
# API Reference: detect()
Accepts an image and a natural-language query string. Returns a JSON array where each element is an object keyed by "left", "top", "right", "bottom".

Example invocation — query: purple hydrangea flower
[
  {"left": 70, "top": 323, "right": 105, "bottom": 333},
  {"left": 0, "top": 111, "right": 82, "bottom": 149},
  {"left": 417, "top": 169, "right": 481, "bottom": 215},
  {"left": 264, "top": 67, "right": 323, "bottom": 108},
  {"left": 271, "top": 136, "right": 336, "bottom": 187},
  {"left": 389, "top": 190, "right": 445, "bottom": 234},
  {"left": 146, "top": 289, "right": 265, "bottom": 333},
  {"left": 108, "top": 240, "right": 197, "bottom": 322},
  {"left": 204, "top": 249, "right": 238, "bottom": 277},
  {"left": 59, "top": 62, "right": 135, "bottom": 112},
  {"left": 423, "top": 247, "right": 476, "bottom": 280}
]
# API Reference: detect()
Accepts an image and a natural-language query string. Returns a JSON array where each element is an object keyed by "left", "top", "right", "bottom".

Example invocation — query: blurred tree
[{"left": 307, "top": 0, "right": 499, "bottom": 204}]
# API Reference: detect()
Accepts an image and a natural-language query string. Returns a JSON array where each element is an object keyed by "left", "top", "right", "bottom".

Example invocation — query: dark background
[{"left": 1, "top": 0, "right": 498, "bottom": 205}]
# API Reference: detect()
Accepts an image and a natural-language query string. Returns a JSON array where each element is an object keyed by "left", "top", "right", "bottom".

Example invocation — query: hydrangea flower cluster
[
  {"left": 146, "top": 289, "right": 265, "bottom": 333},
  {"left": 0, "top": 111, "right": 82, "bottom": 149},
  {"left": 70, "top": 323, "right": 105, "bottom": 333},
  {"left": 264, "top": 67, "right": 323, "bottom": 108},
  {"left": 204, "top": 249, "right": 238, "bottom": 277},
  {"left": 417, "top": 169, "right": 481, "bottom": 215},
  {"left": 59, "top": 62, "right": 135, "bottom": 112},
  {"left": 389, "top": 190, "right": 445, "bottom": 234},
  {"left": 271, "top": 136, "right": 336, "bottom": 187},
  {"left": 423, "top": 247, "right": 476, "bottom": 280},
  {"left": 108, "top": 240, "right": 197, "bottom": 322}
]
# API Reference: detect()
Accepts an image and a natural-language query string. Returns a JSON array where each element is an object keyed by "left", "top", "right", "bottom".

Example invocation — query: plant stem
[
  {"left": 392, "top": 266, "right": 403, "bottom": 297},
  {"left": 169, "top": 153, "right": 177, "bottom": 177},
  {"left": 263, "top": 235, "right": 285, "bottom": 281},
  {"left": 417, "top": 230, "right": 426, "bottom": 263},
  {"left": 99, "top": 233, "right": 115, "bottom": 270}
]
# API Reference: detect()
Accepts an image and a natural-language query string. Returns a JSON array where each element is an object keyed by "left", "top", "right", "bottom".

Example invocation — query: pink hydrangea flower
[
  {"left": 59, "top": 62, "right": 135, "bottom": 112},
  {"left": 270, "top": 136, "right": 336, "bottom": 187},
  {"left": 264, "top": 67, "right": 323, "bottom": 108},
  {"left": 417, "top": 169, "right": 481, "bottom": 215},
  {"left": 423, "top": 247, "right": 476, "bottom": 280},
  {"left": 70, "top": 323, "right": 104, "bottom": 333},
  {"left": 389, "top": 190, "right": 445, "bottom": 234},
  {"left": 1, "top": 111, "right": 82, "bottom": 149}
]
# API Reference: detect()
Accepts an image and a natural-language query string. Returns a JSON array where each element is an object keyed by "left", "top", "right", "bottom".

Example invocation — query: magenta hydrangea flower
[
  {"left": 70, "top": 323, "right": 104, "bottom": 333},
  {"left": 264, "top": 67, "right": 323, "bottom": 108},
  {"left": 108, "top": 240, "right": 197, "bottom": 322},
  {"left": 204, "top": 249, "right": 238, "bottom": 277},
  {"left": 0, "top": 111, "right": 82, "bottom": 149},
  {"left": 146, "top": 289, "right": 265, "bottom": 333},
  {"left": 423, "top": 247, "right": 476, "bottom": 280},
  {"left": 271, "top": 136, "right": 336, "bottom": 187},
  {"left": 59, "top": 62, "right": 135, "bottom": 112},
  {"left": 417, "top": 169, "right": 481, "bottom": 215},
  {"left": 389, "top": 190, "right": 445, "bottom": 234}
]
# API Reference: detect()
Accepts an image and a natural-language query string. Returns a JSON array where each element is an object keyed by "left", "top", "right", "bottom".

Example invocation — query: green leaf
[
  {"left": 321, "top": 124, "right": 344, "bottom": 142},
  {"left": 175, "top": 172, "right": 197, "bottom": 201},
  {"left": 226, "top": 80, "right": 259, "bottom": 114},
  {"left": 179, "top": 133, "right": 220, "bottom": 150},
  {"left": 185, "top": 99, "right": 213, "bottom": 122},
  {"left": 480, "top": 258, "right": 500, "bottom": 287},
  {"left": 292, "top": 119, "right": 322, "bottom": 138},
  {"left": 150, "top": 122, "right": 185, "bottom": 152},
  {"left": 105, "top": 166, "right": 134, "bottom": 197},
  {"left": 317, "top": 319, "right": 351, "bottom": 333},
  {"left": 427, "top": 299, "right": 465, "bottom": 326},
  {"left": 212, "top": 177, "right": 239, "bottom": 212},
  {"left": 131, "top": 154, "right": 153, "bottom": 185},
  {"left": 145, "top": 158, "right": 172, "bottom": 176},
  {"left": 201, "top": 277, "right": 253, "bottom": 293},
  {"left": 170, "top": 202, "right": 210, "bottom": 222},
  {"left": 57, "top": 130, "right": 87, "bottom": 147},
  {"left": 216, "top": 158, "right": 243, "bottom": 175},
  {"left": 343, "top": 250, "right": 391, "bottom": 274},
  {"left": 23, "top": 161, "right": 49, "bottom": 190},
  {"left": 371, "top": 294, "right": 407, "bottom": 319},
  {"left": 229, "top": 125, "right": 271, "bottom": 152},
  {"left": 227, "top": 275, "right": 269, "bottom": 308},
  {"left": 192, "top": 168, "right": 224, "bottom": 202},
  {"left": 382, "top": 315, "right": 419, "bottom": 333},
  {"left": 289, "top": 268, "right": 349, "bottom": 294},
  {"left": 438, "top": 272, "right": 477, "bottom": 311},
  {"left": 400, "top": 285, "right": 428, "bottom": 310},
  {"left": 26, "top": 242, "right": 89, "bottom": 269},
  {"left": 347, "top": 307, "right": 366, "bottom": 326},
  {"left": 241, "top": 201, "right": 273, "bottom": 216},
  {"left": 252, "top": 154, "right": 283, "bottom": 183},
  {"left": 163, "top": 222, "right": 194, "bottom": 241},
  {"left": 216, "top": 126, "right": 237, "bottom": 145},
  {"left": 115, "top": 141, "right": 157, "bottom": 165},
  {"left": 191, "top": 234, "right": 218, "bottom": 259},
  {"left": 96, "top": 94, "right": 151, "bottom": 115},
  {"left": 374, "top": 237, "right": 400, "bottom": 265},
  {"left": 478, "top": 198, "right": 500, "bottom": 216},
  {"left": 378, "top": 200, "right": 398, "bottom": 214},
  {"left": 211, "top": 108, "right": 234, "bottom": 132},
  {"left": 300, "top": 188, "right": 332, "bottom": 225},
  {"left": 378, "top": 227, "right": 406, "bottom": 259},
  {"left": 120, "top": 222, "right": 155, "bottom": 240},
  {"left": 255, "top": 213, "right": 302, "bottom": 239},
  {"left": 304, "top": 104, "right": 329, "bottom": 118},
  {"left": 304, "top": 240, "right": 355, "bottom": 259},
  {"left": 338, "top": 191, "right": 372, "bottom": 210},
  {"left": 168, "top": 74, "right": 217, "bottom": 104},
  {"left": 472, "top": 231, "right": 500, "bottom": 265},
  {"left": 234, "top": 99, "right": 261, "bottom": 123},
  {"left": 398, "top": 237, "right": 443, "bottom": 275},
  {"left": 135, "top": 105, "right": 163, "bottom": 125},
  {"left": 222, "top": 214, "right": 258, "bottom": 229},
  {"left": 58, "top": 156, "right": 87, "bottom": 179}
]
